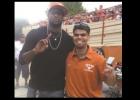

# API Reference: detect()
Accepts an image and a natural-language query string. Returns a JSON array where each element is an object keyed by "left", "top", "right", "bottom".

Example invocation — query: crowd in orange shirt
[
  {"left": 63, "top": 4, "right": 122, "bottom": 25},
  {"left": 34, "top": 4, "right": 122, "bottom": 27}
]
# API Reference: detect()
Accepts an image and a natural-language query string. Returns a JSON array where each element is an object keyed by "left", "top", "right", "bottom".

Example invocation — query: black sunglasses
[
  {"left": 73, "top": 22, "right": 90, "bottom": 33},
  {"left": 74, "top": 22, "right": 89, "bottom": 27},
  {"left": 49, "top": 8, "right": 64, "bottom": 16}
]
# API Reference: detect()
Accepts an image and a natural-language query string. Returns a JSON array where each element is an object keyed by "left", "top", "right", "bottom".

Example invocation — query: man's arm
[
  {"left": 19, "top": 35, "right": 50, "bottom": 64},
  {"left": 21, "top": 48, "right": 37, "bottom": 64},
  {"left": 96, "top": 56, "right": 117, "bottom": 86}
]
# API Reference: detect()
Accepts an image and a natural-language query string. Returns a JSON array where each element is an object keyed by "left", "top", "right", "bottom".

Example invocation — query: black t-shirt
[{"left": 19, "top": 26, "right": 74, "bottom": 91}]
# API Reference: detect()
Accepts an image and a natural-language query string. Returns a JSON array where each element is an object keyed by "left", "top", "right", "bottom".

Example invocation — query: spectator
[{"left": 15, "top": 34, "right": 29, "bottom": 88}]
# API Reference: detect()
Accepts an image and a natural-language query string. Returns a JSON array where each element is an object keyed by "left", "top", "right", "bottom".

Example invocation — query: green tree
[{"left": 61, "top": 2, "right": 86, "bottom": 16}]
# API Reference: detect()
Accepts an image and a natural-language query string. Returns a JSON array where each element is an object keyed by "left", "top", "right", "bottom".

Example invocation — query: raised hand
[{"left": 33, "top": 34, "right": 52, "bottom": 54}]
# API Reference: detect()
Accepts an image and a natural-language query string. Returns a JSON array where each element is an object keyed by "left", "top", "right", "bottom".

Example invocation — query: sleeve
[{"left": 19, "top": 29, "right": 37, "bottom": 64}]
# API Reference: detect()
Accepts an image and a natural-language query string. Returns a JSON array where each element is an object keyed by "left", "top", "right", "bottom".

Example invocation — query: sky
[{"left": 15, "top": 2, "right": 122, "bottom": 24}]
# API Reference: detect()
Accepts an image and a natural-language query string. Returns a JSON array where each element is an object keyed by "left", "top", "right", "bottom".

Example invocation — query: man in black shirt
[{"left": 19, "top": 2, "right": 74, "bottom": 97}]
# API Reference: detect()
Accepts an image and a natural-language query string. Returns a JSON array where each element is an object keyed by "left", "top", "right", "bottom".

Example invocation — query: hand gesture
[{"left": 33, "top": 34, "right": 51, "bottom": 54}]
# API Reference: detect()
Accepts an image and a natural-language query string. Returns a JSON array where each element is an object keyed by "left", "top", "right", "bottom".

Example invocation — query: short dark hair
[{"left": 73, "top": 22, "right": 90, "bottom": 34}]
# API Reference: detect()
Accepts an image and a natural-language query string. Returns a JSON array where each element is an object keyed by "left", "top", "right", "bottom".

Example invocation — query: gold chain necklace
[{"left": 48, "top": 30, "right": 62, "bottom": 50}]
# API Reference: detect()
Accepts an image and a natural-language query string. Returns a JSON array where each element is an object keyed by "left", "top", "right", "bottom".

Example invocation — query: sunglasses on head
[
  {"left": 49, "top": 8, "right": 64, "bottom": 15},
  {"left": 73, "top": 22, "right": 90, "bottom": 34},
  {"left": 74, "top": 22, "right": 89, "bottom": 27}
]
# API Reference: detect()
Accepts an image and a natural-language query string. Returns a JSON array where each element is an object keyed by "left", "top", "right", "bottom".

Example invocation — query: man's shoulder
[
  {"left": 31, "top": 26, "right": 46, "bottom": 33},
  {"left": 62, "top": 30, "right": 73, "bottom": 43},
  {"left": 62, "top": 30, "right": 71, "bottom": 37},
  {"left": 89, "top": 47, "right": 105, "bottom": 62},
  {"left": 27, "top": 26, "right": 46, "bottom": 37},
  {"left": 36, "top": 26, "right": 47, "bottom": 32},
  {"left": 66, "top": 50, "right": 74, "bottom": 61}
]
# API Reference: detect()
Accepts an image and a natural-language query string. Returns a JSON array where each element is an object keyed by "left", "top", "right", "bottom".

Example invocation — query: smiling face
[{"left": 73, "top": 29, "right": 90, "bottom": 49}]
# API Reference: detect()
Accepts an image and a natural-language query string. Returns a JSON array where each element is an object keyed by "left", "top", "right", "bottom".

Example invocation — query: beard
[{"left": 49, "top": 19, "right": 62, "bottom": 27}]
